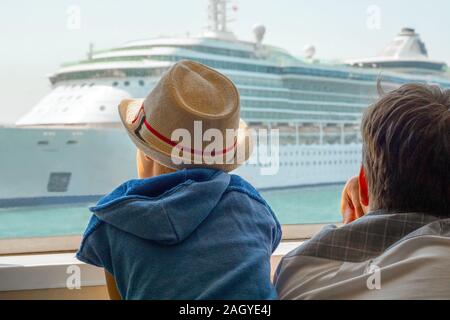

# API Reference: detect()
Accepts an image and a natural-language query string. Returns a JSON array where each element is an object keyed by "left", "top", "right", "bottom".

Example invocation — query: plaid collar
[{"left": 287, "top": 211, "right": 449, "bottom": 262}]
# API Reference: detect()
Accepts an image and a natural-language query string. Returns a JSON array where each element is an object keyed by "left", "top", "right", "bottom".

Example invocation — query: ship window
[
  {"left": 1, "top": 3, "right": 378, "bottom": 257},
  {"left": 47, "top": 172, "right": 71, "bottom": 192}
]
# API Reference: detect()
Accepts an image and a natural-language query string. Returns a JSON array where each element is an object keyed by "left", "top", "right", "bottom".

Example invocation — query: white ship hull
[{"left": 0, "top": 126, "right": 361, "bottom": 207}]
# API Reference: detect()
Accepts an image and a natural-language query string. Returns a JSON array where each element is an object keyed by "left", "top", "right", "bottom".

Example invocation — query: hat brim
[{"left": 118, "top": 99, "right": 253, "bottom": 172}]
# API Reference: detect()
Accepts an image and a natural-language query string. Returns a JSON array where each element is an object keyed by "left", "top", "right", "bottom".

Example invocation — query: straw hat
[{"left": 118, "top": 60, "right": 253, "bottom": 172}]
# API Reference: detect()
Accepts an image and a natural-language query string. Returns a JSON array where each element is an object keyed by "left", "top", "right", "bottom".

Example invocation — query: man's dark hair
[{"left": 361, "top": 82, "right": 449, "bottom": 215}]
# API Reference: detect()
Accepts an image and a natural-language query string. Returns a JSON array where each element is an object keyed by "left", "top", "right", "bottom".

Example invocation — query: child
[{"left": 76, "top": 60, "right": 282, "bottom": 300}]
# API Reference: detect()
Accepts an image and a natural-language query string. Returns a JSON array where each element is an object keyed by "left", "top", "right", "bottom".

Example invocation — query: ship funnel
[
  {"left": 400, "top": 27, "right": 416, "bottom": 35},
  {"left": 344, "top": 27, "right": 447, "bottom": 73},
  {"left": 379, "top": 27, "right": 428, "bottom": 58}
]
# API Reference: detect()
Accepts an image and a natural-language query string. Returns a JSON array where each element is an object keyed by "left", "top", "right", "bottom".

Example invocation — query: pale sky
[{"left": 1, "top": 0, "right": 449, "bottom": 123}]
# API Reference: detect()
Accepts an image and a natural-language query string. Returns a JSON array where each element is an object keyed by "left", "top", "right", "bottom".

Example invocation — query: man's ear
[{"left": 358, "top": 165, "right": 369, "bottom": 207}]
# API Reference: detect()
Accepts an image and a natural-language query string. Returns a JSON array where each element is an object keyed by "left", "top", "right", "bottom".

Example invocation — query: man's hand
[{"left": 340, "top": 176, "right": 368, "bottom": 224}]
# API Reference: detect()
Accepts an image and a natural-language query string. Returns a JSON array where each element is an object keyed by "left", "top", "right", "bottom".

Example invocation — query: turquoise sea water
[
  {"left": 0, "top": 184, "right": 343, "bottom": 239},
  {"left": 262, "top": 184, "right": 343, "bottom": 224}
]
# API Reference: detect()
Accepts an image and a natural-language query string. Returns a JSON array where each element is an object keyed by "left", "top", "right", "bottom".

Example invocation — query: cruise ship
[{"left": 1, "top": 0, "right": 449, "bottom": 207}]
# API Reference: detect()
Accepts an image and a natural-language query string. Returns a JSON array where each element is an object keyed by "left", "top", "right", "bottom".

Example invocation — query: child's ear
[{"left": 358, "top": 165, "right": 369, "bottom": 207}]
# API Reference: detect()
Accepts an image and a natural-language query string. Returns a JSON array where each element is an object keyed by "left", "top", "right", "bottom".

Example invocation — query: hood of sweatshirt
[{"left": 90, "top": 168, "right": 230, "bottom": 245}]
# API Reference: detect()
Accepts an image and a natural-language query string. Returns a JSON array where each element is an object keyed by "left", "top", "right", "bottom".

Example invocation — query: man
[
  {"left": 76, "top": 60, "right": 281, "bottom": 299},
  {"left": 275, "top": 83, "right": 450, "bottom": 299}
]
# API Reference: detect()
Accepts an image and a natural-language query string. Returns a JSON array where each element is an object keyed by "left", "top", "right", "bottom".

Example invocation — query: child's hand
[{"left": 340, "top": 176, "right": 368, "bottom": 224}]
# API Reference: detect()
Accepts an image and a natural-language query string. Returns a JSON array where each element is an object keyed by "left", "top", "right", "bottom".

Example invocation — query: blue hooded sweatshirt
[{"left": 76, "top": 168, "right": 281, "bottom": 300}]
